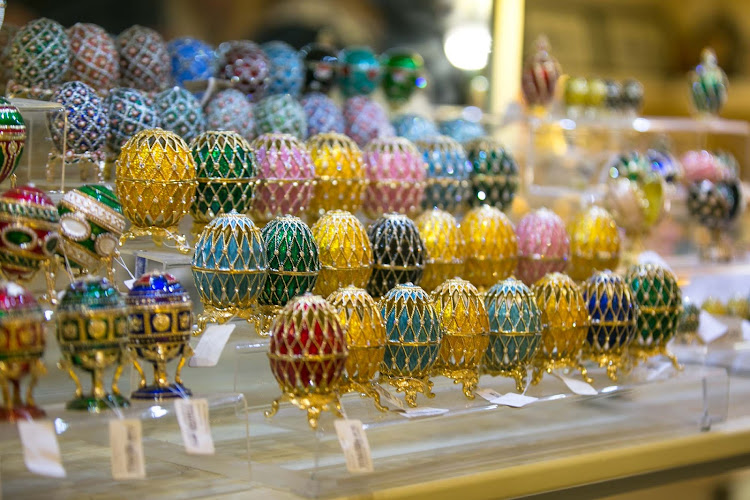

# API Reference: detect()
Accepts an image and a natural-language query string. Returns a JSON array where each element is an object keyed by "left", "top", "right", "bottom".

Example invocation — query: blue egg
[
  {"left": 582, "top": 271, "right": 637, "bottom": 351},
  {"left": 392, "top": 113, "right": 438, "bottom": 142},
  {"left": 262, "top": 41, "right": 304, "bottom": 97},
  {"left": 167, "top": 37, "right": 216, "bottom": 87},
  {"left": 439, "top": 118, "right": 486, "bottom": 143},
  {"left": 415, "top": 135, "right": 471, "bottom": 212}
]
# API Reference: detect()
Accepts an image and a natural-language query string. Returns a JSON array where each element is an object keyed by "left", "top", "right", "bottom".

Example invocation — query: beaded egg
[
  {"left": 255, "top": 94, "right": 307, "bottom": 139},
  {"left": 416, "top": 135, "right": 471, "bottom": 213},
  {"left": 622, "top": 79, "right": 645, "bottom": 113},
  {"left": 564, "top": 77, "right": 588, "bottom": 111},
  {"left": 192, "top": 212, "right": 267, "bottom": 330},
  {"left": 483, "top": 277, "right": 542, "bottom": 392},
  {"left": 300, "top": 92, "right": 344, "bottom": 136},
  {"left": 414, "top": 208, "right": 465, "bottom": 292},
  {"left": 250, "top": 133, "right": 315, "bottom": 222},
  {"left": 581, "top": 271, "right": 637, "bottom": 381},
  {"left": 727, "top": 295, "right": 750, "bottom": 319},
  {"left": 687, "top": 179, "right": 742, "bottom": 228},
  {"left": 307, "top": 132, "right": 366, "bottom": 216},
  {"left": 677, "top": 298, "right": 700, "bottom": 343},
  {"left": 56, "top": 276, "right": 129, "bottom": 411},
  {"left": 690, "top": 48, "right": 727, "bottom": 116},
  {"left": 568, "top": 206, "right": 621, "bottom": 282},
  {"left": 50, "top": 81, "right": 109, "bottom": 156},
  {"left": 103, "top": 87, "right": 161, "bottom": 153},
  {"left": 521, "top": 36, "right": 560, "bottom": 109},
  {"left": 466, "top": 137, "right": 519, "bottom": 210},
  {"left": 603, "top": 79, "right": 622, "bottom": 111},
  {"left": 366, "top": 213, "right": 426, "bottom": 298},
  {"left": 381, "top": 49, "right": 424, "bottom": 106},
  {"left": 0, "top": 24, "right": 19, "bottom": 89},
  {"left": 266, "top": 293, "right": 347, "bottom": 430},
  {"left": 647, "top": 148, "right": 682, "bottom": 184},
  {"left": 115, "top": 128, "right": 196, "bottom": 252},
  {"left": 189, "top": 130, "right": 257, "bottom": 224},
  {"left": 216, "top": 40, "right": 269, "bottom": 102},
  {"left": 311, "top": 210, "right": 373, "bottom": 297},
  {"left": 167, "top": 37, "right": 215, "bottom": 87},
  {"left": 516, "top": 208, "right": 569, "bottom": 285},
  {"left": 461, "top": 205, "right": 518, "bottom": 290},
  {"left": 379, "top": 283, "right": 442, "bottom": 407},
  {"left": 363, "top": 136, "right": 425, "bottom": 218},
  {"left": 67, "top": 23, "right": 119, "bottom": 92},
  {"left": 205, "top": 89, "right": 255, "bottom": 142},
  {"left": 343, "top": 96, "right": 394, "bottom": 148},
  {"left": 262, "top": 41, "right": 304, "bottom": 97},
  {"left": 327, "top": 286, "right": 387, "bottom": 410},
  {"left": 586, "top": 77, "right": 608, "bottom": 109},
  {"left": 432, "top": 278, "right": 489, "bottom": 399},
  {"left": 155, "top": 86, "right": 206, "bottom": 143},
  {"left": 0, "top": 97, "right": 25, "bottom": 185},
  {"left": 116, "top": 25, "right": 170, "bottom": 92},
  {"left": 0, "top": 185, "right": 60, "bottom": 282},
  {"left": 300, "top": 43, "right": 338, "bottom": 94},
  {"left": 681, "top": 150, "right": 727, "bottom": 183},
  {"left": 702, "top": 297, "right": 727, "bottom": 316},
  {"left": 0, "top": 281, "right": 46, "bottom": 420},
  {"left": 11, "top": 17, "right": 70, "bottom": 87},
  {"left": 338, "top": 46, "right": 381, "bottom": 97},
  {"left": 438, "top": 119, "right": 486, "bottom": 143},
  {"left": 392, "top": 113, "right": 439, "bottom": 142},
  {"left": 127, "top": 271, "right": 193, "bottom": 399}
]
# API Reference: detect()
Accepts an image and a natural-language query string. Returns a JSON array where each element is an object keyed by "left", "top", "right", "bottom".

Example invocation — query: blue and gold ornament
[
  {"left": 416, "top": 135, "right": 471, "bottom": 213},
  {"left": 50, "top": 81, "right": 109, "bottom": 157}
]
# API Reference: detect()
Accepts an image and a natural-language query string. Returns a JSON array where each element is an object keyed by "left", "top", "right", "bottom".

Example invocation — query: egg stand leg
[
  {"left": 42, "top": 258, "right": 58, "bottom": 307},
  {"left": 345, "top": 380, "right": 388, "bottom": 413},
  {"left": 577, "top": 361, "right": 594, "bottom": 384},
  {"left": 58, "top": 357, "right": 83, "bottom": 399},
  {"left": 264, "top": 396, "right": 282, "bottom": 419},
  {"left": 606, "top": 362, "right": 619, "bottom": 382},
  {"left": 531, "top": 362, "right": 545, "bottom": 385},
  {"left": 662, "top": 347, "right": 683, "bottom": 371},
  {"left": 25, "top": 359, "right": 46, "bottom": 411},
  {"left": 511, "top": 367, "right": 526, "bottom": 393},
  {"left": 162, "top": 226, "right": 191, "bottom": 255},
  {"left": 0, "top": 370, "right": 9, "bottom": 413},
  {"left": 112, "top": 353, "right": 125, "bottom": 397},
  {"left": 174, "top": 344, "right": 193, "bottom": 387},
  {"left": 132, "top": 358, "right": 147, "bottom": 390}
]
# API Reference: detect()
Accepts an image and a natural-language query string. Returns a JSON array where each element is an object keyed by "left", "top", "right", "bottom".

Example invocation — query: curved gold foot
[
  {"left": 265, "top": 397, "right": 281, "bottom": 419},
  {"left": 531, "top": 365, "right": 544, "bottom": 386},
  {"left": 665, "top": 350, "right": 683, "bottom": 371},
  {"left": 606, "top": 363, "right": 619, "bottom": 382},
  {"left": 306, "top": 406, "right": 322, "bottom": 430},
  {"left": 578, "top": 363, "right": 594, "bottom": 384},
  {"left": 512, "top": 369, "right": 526, "bottom": 393}
]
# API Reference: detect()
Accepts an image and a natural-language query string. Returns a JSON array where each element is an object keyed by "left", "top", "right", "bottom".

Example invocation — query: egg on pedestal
[
  {"left": 366, "top": 213, "right": 425, "bottom": 298},
  {"left": 414, "top": 208, "right": 465, "bottom": 292}
]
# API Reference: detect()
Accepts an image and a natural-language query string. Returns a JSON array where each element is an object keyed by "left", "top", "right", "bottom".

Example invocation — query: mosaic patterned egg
[
  {"left": 250, "top": 133, "right": 314, "bottom": 222},
  {"left": 466, "top": 137, "right": 519, "bottom": 210},
  {"left": 0, "top": 97, "right": 25, "bottom": 185},
  {"left": 714, "top": 150, "right": 740, "bottom": 179},
  {"left": 262, "top": 41, "right": 304, "bottom": 97},
  {"left": 415, "top": 135, "right": 471, "bottom": 213},
  {"left": 50, "top": 81, "right": 109, "bottom": 155},
  {"left": 366, "top": 213, "right": 425, "bottom": 298},
  {"left": 216, "top": 40, "right": 269, "bottom": 102},
  {"left": 647, "top": 148, "right": 682, "bottom": 183},
  {"left": 338, "top": 46, "right": 381, "bottom": 97},
  {"left": 155, "top": 86, "right": 206, "bottom": 143},
  {"left": 0, "top": 185, "right": 60, "bottom": 281},
  {"left": 116, "top": 25, "right": 170, "bottom": 92},
  {"left": 381, "top": 49, "right": 424, "bottom": 106},
  {"left": 260, "top": 215, "right": 320, "bottom": 307},
  {"left": 363, "top": 136, "right": 425, "bottom": 217},
  {"left": 677, "top": 298, "right": 700, "bottom": 336},
  {"left": 0, "top": 24, "right": 19, "bottom": 89},
  {"left": 438, "top": 119, "right": 486, "bottom": 143},
  {"left": 681, "top": 150, "right": 727, "bottom": 183},
  {"left": 687, "top": 179, "right": 740, "bottom": 228},
  {"left": 11, "top": 18, "right": 69, "bottom": 87},
  {"left": 461, "top": 205, "right": 517, "bottom": 290},
  {"left": 603, "top": 79, "right": 622, "bottom": 110},
  {"left": 609, "top": 151, "right": 655, "bottom": 183},
  {"left": 311, "top": 210, "right": 373, "bottom": 297},
  {"left": 300, "top": 43, "right": 338, "bottom": 94},
  {"left": 57, "top": 185, "right": 125, "bottom": 273},
  {"left": 343, "top": 96, "right": 394, "bottom": 147},
  {"left": 167, "top": 37, "right": 215, "bottom": 87},
  {"left": 621, "top": 79, "right": 644, "bottom": 113},
  {"left": 255, "top": 94, "right": 307, "bottom": 139},
  {"left": 414, "top": 208, "right": 465, "bottom": 292},
  {"left": 392, "top": 113, "right": 439, "bottom": 142},
  {"left": 568, "top": 206, "right": 620, "bottom": 282},
  {"left": 307, "top": 132, "right": 366, "bottom": 216},
  {"left": 192, "top": 212, "right": 267, "bottom": 311},
  {"left": 205, "top": 88, "right": 255, "bottom": 142},
  {"left": 690, "top": 48, "right": 727, "bottom": 116},
  {"left": 299, "top": 92, "right": 344, "bottom": 136},
  {"left": 103, "top": 87, "right": 160, "bottom": 153},
  {"left": 625, "top": 263, "right": 682, "bottom": 350},
  {"left": 0, "top": 280, "right": 46, "bottom": 384},
  {"left": 67, "top": 23, "right": 119, "bottom": 92},
  {"left": 521, "top": 36, "right": 560, "bottom": 108},
  {"left": 517, "top": 208, "right": 570, "bottom": 285}
]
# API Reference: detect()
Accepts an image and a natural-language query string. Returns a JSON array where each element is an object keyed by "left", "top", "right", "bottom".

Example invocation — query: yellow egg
[
  {"left": 461, "top": 205, "right": 517, "bottom": 290},
  {"left": 414, "top": 208, "right": 465, "bottom": 292},
  {"left": 307, "top": 132, "right": 366, "bottom": 217},
  {"left": 568, "top": 206, "right": 621, "bottom": 281}
]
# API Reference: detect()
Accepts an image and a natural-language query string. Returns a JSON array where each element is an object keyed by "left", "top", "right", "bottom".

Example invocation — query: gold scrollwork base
[
  {"left": 119, "top": 226, "right": 191, "bottom": 254},
  {"left": 252, "top": 305, "right": 281, "bottom": 337},
  {"left": 339, "top": 379, "right": 388, "bottom": 412},
  {"left": 434, "top": 366, "right": 480, "bottom": 399},
  {"left": 380, "top": 374, "right": 434, "bottom": 408},
  {"left": 583, "top": 352, "right": 630, "bottom": 382},
  {"left": 629, "top": 344, "right": 683, "bottom": 371},
  {"left": 482, "top": 365, "right": 527, "bottom": 393},
  {"left": 265, "top": 391, "right": 343, "bottom": 430},
  {"left": 531, "top": 357, "right": 593, "bottom": 385}
]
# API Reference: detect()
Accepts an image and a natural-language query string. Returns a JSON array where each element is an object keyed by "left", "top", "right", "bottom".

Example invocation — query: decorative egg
[
  {"left": 216, "top": 40, "right": 269, "bottom": 102},
  {"left": 521, "top": 35, "right": 560, "bottom": 109},
  {"left": 603, "top": 79, "right": 622, "bottom": 110},
  {"left": 564, "top": 77, "right": 588, "bottom": 109},
  {"left": 438, "top": 119, "right": 486, "bottom": 144},
  {"left": 127, "top": 271, "right": 193, "bottom": 399},
  {"left": 727, "top": 295, "right": 750, "bottom": 319},
  {"left": 461, "top": 205, "right": 517, "bottom": 290},
  {"left": 311, "top": 210, "right": 373, "bottom": 297},
  {"left": 11, "top": 18, "right": 70, "bottom": 87},
  {"left": 690, "top": 48, "right": 727, "bottom": 116},
  {"left": 262, "top": 41, "right": 304, "bottom": 97},
  {"left": 465, "top": 137, "right": 519, "bottom": 210},
  {"left": 586, "top": 77, "right": 607, "bottom": 108},
  {"left": 337, "top": 46, "right": 381, "bottom": 97},
  {"left": 343, "top": 96, "right": 394, "bottom": 147},
  {"left": 677, "top": 298, "right": 700, "bottom": 341},
  {"left": 0, "top": 185, "right": 60, "bottom": 281},
  {"left": 482, "top": 277, "right": 542, "bottom": 392},
  {"left": 568, "top": 206, "right": 620, "bottom": 282},
  {"left": 647, "top": 148, "right": 682, "bottom": 183},
  {"left": 621, "top": 79, "right": 644, "bottom": 113},
  {"left": 260, "top": 215, "right": 320, "bottom": 308},
  {"left": 116, "top": 25, "right": 170, "bottom": 92},
  {"left": 250, "top": 133, "right": 315, "bottom": 222},
  {"left": 366, "top": 213, "right": 425, "bottom": 298},
  {"left": 414, "top": 208, "right": 465, "bottom": 292},
  {"left": 432, "top": 278, "right": 489, "bottom": 399},
  {"left": 681, "top": 150, "right": 727, "bottom": 183},
  {"left": 267, "top": 293, "right": 347, "bottom": 429},
  {"left": 415, "top": 135, "right": 471, "bottom": 213},
  {"left": 205, "top": 88, "right": 255, "bottom": 142},
  {"left": 190, "top": 130, "right": 256, "bottom": 223},
  {"left": 381, "top": 49, "right": 424, "bottom": 106},
  {"left": 307, "top": 132, "right": 366, "bottom": 216},
  {"left": 155, "top": 86, "right": 206, "bottom": 143},
  {"left": 50, "top": 81, "right": 109, "bottom": 155},
  {"left": 57, "top": 185, "right": 125, "bottom": 274},
  {"left": 702, "top": 297, "right": 727, "bottom": 316},
  {"left": 687, "top": 179, "right": 736, "bottom": 228},
  {"left": 392, "top": 113, "right": 439, "bottom": 142},
  {"left": 607, "top": 160, "right": 665, "bottom": 236},
  {"left": 0, "top": 24, "right": 19, "bottom": 89},
  {"left": 300, "top": 92, "right": 344, "bottom": 136},
  {"left": 0, "top": 97, "right": 25, "bottom": 185},
  {"left": 167, "top": 37, "right": 215, "bottom": 87},
  {"left": 254, "top": 94, "right": 307, "bottom": 139},
  {"left": 379, "top": 283, "right": 442, "bottom": 407},
  {"left": 516, "top": 208, "right": 569, "bottom": 285},
  {"left": 67, "top": 23, "right": 119, "bottom": 92},
  {"left": 581, "top": 271, "right": 637, "bottom": 381},
  {"left": 103, "top": 87, "right": 160, "bottom": 153},
  {"left": 363, "top": 136, "right": 425, "bottom": 218},
  {"left": 714, "top": 150, "right": 740, "bottom": 179},
  {"left": 300, "top": 43, "right": 338, "bottom": 94}
]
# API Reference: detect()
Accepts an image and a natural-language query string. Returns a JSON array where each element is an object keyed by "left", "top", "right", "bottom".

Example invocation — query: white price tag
[
  {"left": 741, "top": 320, "right": 750, "bottom": 341},
  {"left": 373, "top": 384, "right": 406, "bottom": 411},
  {"left": 646, "top": 361, "right": 673, "bottom": 381},
  {"left": 399, "top": 407, "right": 449, "bottom": 419},
  {"left": 189, "top": 324, "right": 235, "bottom": 367},
  {"left": 492, "top": 393, "right": 538, "bottom": 408},
  {"left": 698, "top": 311, "right": 728, "bottom": 344},
  {"left": 123, "top": 279, "right": 135, "bottom": 290},
  {"left": 109, "top": 419, "right": 146, "bottom": 480},
  {"left": 175, "top": 398, "right": 215, "bottom": 455},
  {"left": 334, "top": 419, "right": 374, "bottom": 473},
  {"left": 17, "top": 421, "right": 65, "bottom": 478},
  {"left": 638, "top": 251, "right": 673, "bottom": 272},
  {"left": 475, "top": 388, "right": 504, "bottom": 402},
  {"left": 553, "top": 373, "right": 598, "bottom": 395}
]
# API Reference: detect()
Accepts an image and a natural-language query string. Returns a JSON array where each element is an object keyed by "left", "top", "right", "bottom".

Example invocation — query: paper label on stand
[
  {"left": 17, "top": 421, "right": 66, "bottom": 478},
  {"left": 399, "top": 407, "right": 450, "bottom": 419},
  {"left": 475, "top": 388, "right": 504, "bottom": 402},
  {"left": 175, "top": 399, "right": 215, "bottom": 455},
  {"left": 492, "top": 393, "right": 538, "bottom": 408},
  {"left": 646, "top": 361, "right": 673, "bottom": 381},
  {"left": 553, "top": 373, "right": 598, "bottom": 395},
  {"left": 334, "top": 419, "right": 374, "bottom": 473},
  {"left": 189, "top": 324, "right": 235, "bottom": 367},
  {"left": 109, "top": 419, "right": 146, "bottom": 480},
  {"left": 741, "top": 320, "right": 750, "bottom": 341},
  {"left": 638, "top": 251, "right": 673, "bottom": 272},
  {"left": 124, "top": 279, "right": 135, "bottom": 290},
  {"left": 373, "top": 384, "right": 406, "bottom": 411},
  {"left": 698, "top": 311, "right": 728, "bottom": 344}
]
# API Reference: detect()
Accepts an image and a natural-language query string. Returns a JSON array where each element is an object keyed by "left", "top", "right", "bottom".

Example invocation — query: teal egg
[{"left": 337, "top": 46, "right": 381, "bottom": 97}]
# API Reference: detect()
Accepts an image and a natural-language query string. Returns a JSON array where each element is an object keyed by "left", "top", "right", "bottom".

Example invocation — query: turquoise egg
[
  {"left": 337, "top": 46, "right": 381, "bottom": 97},
  {"left": 415, "top": 135, "right": 471, "bottom": 213}
]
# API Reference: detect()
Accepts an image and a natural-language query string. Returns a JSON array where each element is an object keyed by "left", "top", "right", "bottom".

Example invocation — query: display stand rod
[{"left": 489, "top": 0, "right": 525, "bottom": 116}]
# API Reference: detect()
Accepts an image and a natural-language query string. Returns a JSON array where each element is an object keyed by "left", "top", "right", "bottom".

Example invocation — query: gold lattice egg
[
  {"left": 461, "top": 205, "right": 517, "bottom": 290},
  {"left": 568, "top": 206, "right": 621, "bottom": 282},
  {"left": 307, "top": 132, "right": 366, "bottom": 217},
  {"left": 414, "top": 208, "right": 465, "bottom": 292}
]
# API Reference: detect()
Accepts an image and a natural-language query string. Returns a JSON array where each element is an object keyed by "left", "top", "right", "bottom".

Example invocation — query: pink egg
[
  {"left": 516, "top": 208, "right": 569, "bottom": 285},
  {"left": 343, "top": 96, "right": 394, "bottom": 147},
  {"left": 363, "top": 137, "right": 425, "bottom": 218},
  {"left": 67, "top": 23, "right": 119, "bottom": 92},
  {"left": 680, "top": 150, "right": 726, "bottom": 183}
]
